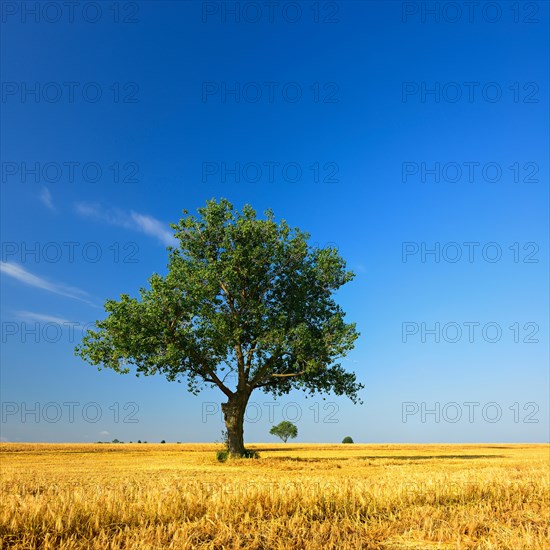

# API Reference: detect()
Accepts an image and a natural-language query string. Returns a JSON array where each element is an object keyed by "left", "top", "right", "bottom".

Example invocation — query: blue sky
[{"left": 1, "top": 1, "right": 548, "bottom": 443}]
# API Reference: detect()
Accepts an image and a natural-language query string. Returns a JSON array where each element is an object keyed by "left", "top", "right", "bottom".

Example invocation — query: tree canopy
[
  {"left": 75, "top": 198, "right": 362, "bottom": 455},
  {"left": 270, "top": 421, "right": 298, "bottom": 443}
]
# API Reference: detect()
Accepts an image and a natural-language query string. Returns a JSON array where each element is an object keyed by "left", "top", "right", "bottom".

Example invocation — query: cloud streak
[
  {"left": 39, "top": 187, "right": 54, "bottom": 210},
  {"left": 0, "top": 262, "right": 95, "bottom": 305},
  {"left": 15, "top": 310, "right": 71, "bottom": 324},
  {"left": 75, "top": 203, "right": 177, "bottom": 247}
]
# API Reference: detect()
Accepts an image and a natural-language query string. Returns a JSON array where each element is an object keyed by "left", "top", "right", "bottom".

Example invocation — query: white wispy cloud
[
  {"left": 15, "top": 310, "right": 72, "bottom": 324},
  {"left": 129, "top": 211, "right": 176, "bottom": 246},
  {"left": 75, "top": 202, "right": 176, "bottom": 247},
  {"left": 99, "top": 430, "right": 109, "bottom": 436},
  {"left": 39, "top": 187, "right": 54, "bottom": 210},
  {"left": 0, "top": 262, "right": 94, "bottom": 305},
  {"left": 75, "top": 202, "right": 98, "bottom": 217}
]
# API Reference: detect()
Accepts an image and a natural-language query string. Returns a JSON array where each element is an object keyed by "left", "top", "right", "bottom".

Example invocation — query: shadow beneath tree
[
  {"left": 262, "top": 454, "right": 505, "bottom": 462},
  {"left": 355, "top": 455, "right": 505, "bottom": 461}
]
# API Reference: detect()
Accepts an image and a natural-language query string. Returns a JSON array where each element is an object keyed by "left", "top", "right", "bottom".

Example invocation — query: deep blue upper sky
[{"left": 1, "top": 1, "right": 548, "bottom": 443}]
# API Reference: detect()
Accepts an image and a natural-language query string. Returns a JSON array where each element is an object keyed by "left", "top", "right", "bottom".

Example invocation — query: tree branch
[
  {"left": 204, "top": 368, "right": 234, "bottom": 398},
  {"left": 189, "top": 349, "right": 233, "bottom": 399},
  {"left": 245, "top": 345, "right": 256, "bottom": 373},
  {"left": 219, "top": 281, "right": 246, "bottom": 388},
  {"left": 249, "top": 353, "right": 277, "bottom": 388},
  {"left": 221, "top": 367, "right": 237, "bottom": 385}
]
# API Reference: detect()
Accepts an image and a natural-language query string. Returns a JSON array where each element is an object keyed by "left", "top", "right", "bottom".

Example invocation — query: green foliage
[
  {"left": 160, "top": 440, "right": 166, "bottom": 444},
  {"left": 75, "top": 199, "right": 363, "bottom": 456},
  {"left": 270, "top": 421, "right": 298, "bottom": 443},
  {"left": 342, "top": 436, "right": 354, "bottom": 444},
  {"left": 215, "top": 429, "right": 229, "bottom": 461},
  {"left": 75, "top": 198, "right": 362, "bottom": 403},
  {"left": 137, "top": 440, "right": 141, "bottom": 444},
  {"left": 216, "top": 450, "right": 229, "bottom": 462}
]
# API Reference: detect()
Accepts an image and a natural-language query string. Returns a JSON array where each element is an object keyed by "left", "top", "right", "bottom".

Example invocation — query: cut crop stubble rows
[{"left": 1, "top": 443, "right": 548, "bottom": 549}]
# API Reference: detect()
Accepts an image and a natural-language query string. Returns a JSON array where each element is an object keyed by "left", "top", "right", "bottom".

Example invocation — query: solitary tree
[
  {"left": 270, "top": 421, "right": 298, "bottom": 443},
  {"left": 75, "top": 199, "right": 362, "bottom": 457}
]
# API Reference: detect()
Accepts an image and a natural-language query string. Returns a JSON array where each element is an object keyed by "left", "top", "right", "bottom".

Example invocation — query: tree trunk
[{"left": 222, "top": 394, "right": 248, "bottom": 457}]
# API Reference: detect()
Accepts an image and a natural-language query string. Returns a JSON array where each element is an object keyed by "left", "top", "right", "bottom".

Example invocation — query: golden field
[{"left": 0, "top": 443, "right": 548, "bottom": 549}]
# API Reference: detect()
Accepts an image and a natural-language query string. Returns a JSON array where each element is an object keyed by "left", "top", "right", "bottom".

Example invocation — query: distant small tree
[
  {"left": 342, "top": 436, "right": 354, "bottom": 444},
  {"left": 112, "top": 438, "right": 120, "bottom": 443},
  {"left": 137, "top": 440, "right": 142, "bottom": 443},
  {"left": 270, "top": 421, "right": 298, "bottom": 443},
  {"left": 161, "top": 440, "right": 166, "bottom": 444}
]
